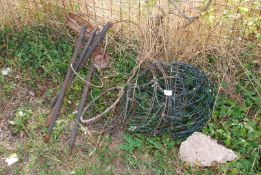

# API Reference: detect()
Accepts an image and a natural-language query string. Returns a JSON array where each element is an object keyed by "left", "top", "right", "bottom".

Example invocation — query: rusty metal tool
[
  {"left": 49, "top": 22, "right": 112, "bottom": 109},
  {"left": 45, "top": 22, "right": 112, "bottom": 144},
  {"left": 68, "top": 22, "right": 113, "bottom": 152}
]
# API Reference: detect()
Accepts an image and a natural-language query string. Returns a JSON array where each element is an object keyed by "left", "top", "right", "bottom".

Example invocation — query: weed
[
  {"left": 203, "top": 72, "right": 261, "bottom": 174},
  {"left": 119, "top": 134, "right": 143, "bottom": 153},
  {"left": 9, "top": 108, "right": 32, "bottom": 134},
  {"left": 0, "top": 26, "right": 74, "bottom": 89}
]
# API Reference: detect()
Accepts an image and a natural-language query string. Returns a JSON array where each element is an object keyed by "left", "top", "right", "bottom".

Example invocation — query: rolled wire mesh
[{"left": 120, "top": 61, "right": 215, "bottom": 138}]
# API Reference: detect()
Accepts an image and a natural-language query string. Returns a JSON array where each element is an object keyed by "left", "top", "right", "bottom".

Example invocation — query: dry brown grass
[{"left": 0, "top": 0, "right": 260, "bottom": 94}]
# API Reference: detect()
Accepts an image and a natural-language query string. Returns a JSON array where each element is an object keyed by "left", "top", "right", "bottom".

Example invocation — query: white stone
[
  {"left": 1, "top": 67, "right": 12, "bottom": 76},
  {"left": 179, "top": 132, "right": 237, "bottom": 167},
  {"left": 5, "top": 153, "right": 19, "bottom": 166}
]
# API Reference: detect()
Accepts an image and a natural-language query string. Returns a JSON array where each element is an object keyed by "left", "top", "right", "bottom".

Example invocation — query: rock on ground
[{"left": 179, "top": 132, "right": 237, "bottom": 167}]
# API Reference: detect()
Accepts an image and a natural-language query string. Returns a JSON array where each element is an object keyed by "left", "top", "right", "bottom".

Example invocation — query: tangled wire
[{"left": 119, "top": 61, "right": 215, "bottom": 138}]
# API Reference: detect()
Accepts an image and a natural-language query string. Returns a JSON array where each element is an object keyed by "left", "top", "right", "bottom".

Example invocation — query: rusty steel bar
[
  {"left": 44, "top": 25, "right": 87, "bottom": 142},
  {"left": 50, "top": 22, "right": 112, "bottom": 109},
  {"left": 81, "top": 22, "right": 112, "bottom": 66},
  {"left": 75, "top": 28, "right": 98, "bottom": 71},
  {"left": 68, "top": 64, "right": 94, "bottom": 153},
  {"left": 68, "top": 22, "right": 113, "bottom": 152},
  {"left": 50, "top": 28, "right": 98, "bottom": 108}
]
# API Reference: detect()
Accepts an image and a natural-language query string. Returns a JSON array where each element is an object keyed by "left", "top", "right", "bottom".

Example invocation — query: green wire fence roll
[{"left": 121, "top": 61, "right": 215, "bottom": 138}]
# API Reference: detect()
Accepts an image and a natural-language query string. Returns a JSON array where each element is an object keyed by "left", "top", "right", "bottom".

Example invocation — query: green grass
[
  {"left": 0, "top": 26, "right": 74, "bottom": 89},
  {"left": 0, "top": 26, "right": 260, "bottom": 175}
]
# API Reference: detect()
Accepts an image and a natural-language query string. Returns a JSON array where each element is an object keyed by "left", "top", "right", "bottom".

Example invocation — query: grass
[{"left": 0, "top": 26, "right": 260, "bottom": 175}]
